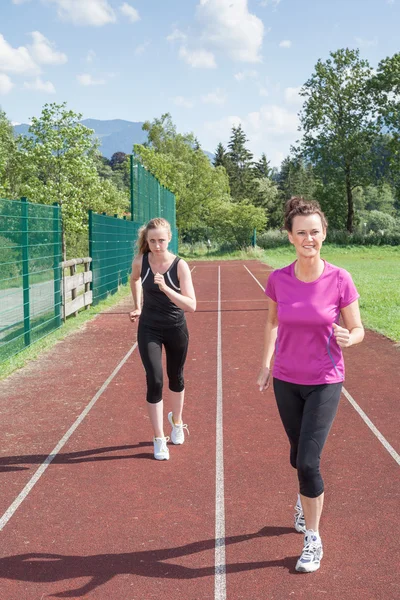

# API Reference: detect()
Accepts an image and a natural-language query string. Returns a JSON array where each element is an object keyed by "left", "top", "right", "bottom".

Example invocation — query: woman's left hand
[
  {"left": 154, "top": 272, "right": 168, "bottom": 292},
  {"left": 332, "top": 322, "right": 352, "bottom": 347}
]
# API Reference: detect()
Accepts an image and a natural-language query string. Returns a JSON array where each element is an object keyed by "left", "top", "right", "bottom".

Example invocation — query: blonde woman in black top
[{"left": 130, "top": 218, "right": 196, "bottom": 460}]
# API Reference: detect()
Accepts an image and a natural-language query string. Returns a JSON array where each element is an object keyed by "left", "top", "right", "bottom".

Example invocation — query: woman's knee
[
  {"left": 297, "top": 457, "right": 323, "bottom": 498},
  {"left": 146, "top": 375, "right": 163, "bottom": 404},
  {"left": 168, "top": 373, "right": 184, "bottom": 393}
]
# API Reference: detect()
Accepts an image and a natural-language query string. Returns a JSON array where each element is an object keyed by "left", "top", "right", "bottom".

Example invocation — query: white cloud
[
  {"left": 259, "top": 0, "right": 281, "bottom": 6},
  {"left": 202, "top": 88, "right": 227, "bottom": 105},
  {"left": 86, "top": 49, "right": 96, "bottom": 63},
  {"left": 258, "top": 85, "right": 269, "bottom": 97},
  {"left": 246, "top": 105, "right": 298, "bottom": 136},
  {"left": 179, "top": 46, "right": 216, "bottom": 68},
  {"left": 134, "top": 42, "right": 150, "bottom": 56},
  {"left": 355, "top": 37, "right": 378, "bottom": 48},
  {"left": 0, "top": 34, "right": 39, "bottom": 74},
  {"left": 203, "top": 104, "right": 299, "bottom": 166},
  {"left": 387, "top": 0, "right": 395, "bottom": 5},
  {"left": 234, "top": 69, "right": 258, "bottom": 81},
  {"left": 0, "top": 74, "right": 14, "bottom": 95},
  {"left": 284, "top": 86, "right": 303, "bottom": 107},
  {"left": 119, "top": 2, "right": 140, "bottom": 23},
  {"left": 12, "top": 0, "right": 32, "bottom": 4},
  {"left": 166, "top": 28, "right": 187, "bottom": 43},
  {"left": 196, "top": 0, "right": 264, "bottom": 63},
  {"left": 173, "top": 96, "right": 194, "bottom": 109},
  {"left": 45, "top": 0, "right": 116, "bottom": 26},
  {"left": 77, "top": 73, "right": 106, "bottom": 85},
  {"left": 28, "top": 31, "right": 67, "bottom": 65},
  {"left": 23, "top": 77, "right": 56, "bottom": 93},
  {"left": 279, "top": 39, "right": 291, "bottom": 48}
]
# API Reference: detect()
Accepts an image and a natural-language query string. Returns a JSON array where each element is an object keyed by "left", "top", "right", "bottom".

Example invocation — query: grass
[
  {"left": 0, "top": 284, "right": 132, "bottom": 381},
  {"left": 258, "top": 245, "right": 400, "bottom": 342},
  {"left": 183, "top": 243, "right": 400, "bottom": 343}
]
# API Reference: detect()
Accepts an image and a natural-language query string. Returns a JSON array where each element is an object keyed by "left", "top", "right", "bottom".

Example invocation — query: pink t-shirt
[{"left": 265, "top": 261, "right": 360, "bottom": 385}]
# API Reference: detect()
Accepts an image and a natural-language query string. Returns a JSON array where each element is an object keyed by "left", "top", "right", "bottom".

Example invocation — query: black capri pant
[
  {"left": 273, "top": 378, "right": 342, "bottom": 498},
  {"left": 137, "top": 321, "right": 189, "bottom": 404}
]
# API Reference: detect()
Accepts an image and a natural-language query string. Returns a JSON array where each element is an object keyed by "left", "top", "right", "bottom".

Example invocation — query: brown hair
[
  {"left": 284, "top": 196, "right": 328, "bottom": 232},
  {"left": 137, "top": 218, "right": 172, "bottom": 255}
]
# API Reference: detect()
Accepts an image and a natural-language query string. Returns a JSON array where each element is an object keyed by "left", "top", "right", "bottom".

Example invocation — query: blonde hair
[
  {"left": 137, "top": 218, "right": 172, "bottom": 255},
  {"left": 284, "top": 196, "right": 328, "bottom": 232}
]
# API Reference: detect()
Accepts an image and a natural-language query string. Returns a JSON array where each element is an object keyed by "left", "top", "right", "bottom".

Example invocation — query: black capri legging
[
  {"left": 137, "top": 321, "right": 189, "bottom": 404},
  {"left": 273, "top": 378, "right": 342, "bottom": 498}
]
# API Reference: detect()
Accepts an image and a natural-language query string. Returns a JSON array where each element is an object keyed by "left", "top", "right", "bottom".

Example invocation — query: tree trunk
[{"left": 345, "top": 169, "right": 354, "bottom": 232}]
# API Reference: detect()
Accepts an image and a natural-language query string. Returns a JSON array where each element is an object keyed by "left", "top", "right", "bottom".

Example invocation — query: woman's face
[
  {"left": 288, "top": 213, "right": 326, "bottom": 258},
  {"left": 147, "top": 227, "right": 170, "bottom": 254}
]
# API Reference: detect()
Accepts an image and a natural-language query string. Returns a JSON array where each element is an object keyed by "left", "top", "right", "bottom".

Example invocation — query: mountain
[
  {"left": 80, "top": 118, "right": 147, "bottom": 157},
  {"left": 13, "top": 118, "right": 214, "bottom": 162}
]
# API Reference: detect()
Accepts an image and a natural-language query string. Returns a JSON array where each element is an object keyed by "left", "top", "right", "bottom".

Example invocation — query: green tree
[
  {"left": 253, "top": 153, "right": 271, "bottom": 179},
  {"left": 134, "top": 115, "right": 231, "bottom": 234},
  {"left": 300, "top": 48, "right": 381, "bottom": 232},
  {"left": 0, "top": 108, "right": 20, "bottom": 198},
  {"left": 208, "top": 199, "right": 267, "bottom": 247},
  {"left": 278, "top": 156, "right": 319, "bottom": 201},
  {"left": 213, "top": 142, "right": 229, "bottom": 169},
  {"left": 255, "top": 177, "right": 283, "bottom": 229},
  {"left": 226, "top": 124, "right": 257, "bottom": 202},
  {"left": 18, "top": 102, "right": 128, "bottom": 258}
]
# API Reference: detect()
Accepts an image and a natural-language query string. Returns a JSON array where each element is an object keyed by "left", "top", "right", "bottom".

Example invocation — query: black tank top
[{"left": 140, "top": 252, "right": 185, "bottom": 328}]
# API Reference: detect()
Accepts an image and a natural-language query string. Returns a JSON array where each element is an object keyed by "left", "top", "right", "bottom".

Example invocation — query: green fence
[
  {"left": 130, "top": 158, "right": 178, "bottom": 254},
  {"left": 89, "top": 158, "right": 179, "bottom": 304},
  {"left": 89, "top": 212, "right": 137, "bottom": 304},
  {"left": 0, "top": 198, "right": 62, "bottom": 363}
]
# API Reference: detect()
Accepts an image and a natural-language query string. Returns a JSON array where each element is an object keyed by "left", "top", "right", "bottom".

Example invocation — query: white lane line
[
  {"left": 215, "top": 265, "right": 226, "bottom": 600},
  {"left": 0, "top": 342, "right": 138, "bottom": 532},
  {"left": 243, "top": 264, "right": 265, "bottom": 291},
  {"left": 342, "top": 388, "right": 400, "bottom": 465},
  {"left": 244, "top": 264, "right": 400, "bottom": 467}
]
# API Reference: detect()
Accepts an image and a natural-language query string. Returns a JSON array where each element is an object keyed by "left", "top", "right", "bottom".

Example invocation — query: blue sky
[{"left": 0, "top": 0, "right": 399, "bottom": 166}]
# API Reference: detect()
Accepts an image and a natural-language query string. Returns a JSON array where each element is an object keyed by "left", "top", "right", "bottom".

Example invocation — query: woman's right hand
[
  {"left": 257, "top": 366, "right": 270, "bottom": 392},
  {"left": 129, "top": 309, "right": 141, "bottom": 324}
]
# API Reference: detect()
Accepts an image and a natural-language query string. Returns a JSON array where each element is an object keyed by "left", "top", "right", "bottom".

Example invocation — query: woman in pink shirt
[{"left": 257, "top": 197, "right": 364, "bottom": 573}]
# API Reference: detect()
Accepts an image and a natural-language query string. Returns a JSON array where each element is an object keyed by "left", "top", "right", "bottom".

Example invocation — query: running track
[{"left": 0, "top": 260, "right": 399, "bottom": 600}]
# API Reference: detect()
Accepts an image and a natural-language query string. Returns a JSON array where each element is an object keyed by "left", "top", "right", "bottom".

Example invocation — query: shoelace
[
  {"left": 300, "top": 541, "right": 320, "bottom": 562},
  {"left": 155, "top": 436, "right": 170, "bottom": 448},
  {"left": 174, "top": 422, "right": 190, "bottom": 436},
  {"left": 295, "top": 505, "right": 305, "bottom": 522}
]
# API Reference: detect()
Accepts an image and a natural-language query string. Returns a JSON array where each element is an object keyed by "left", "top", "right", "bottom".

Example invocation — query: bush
[
  {"left": 257, "top": 229, "right": 289, "bottom": 249},
  {"left": 326, "top": 229, "right": 400, "bottom": 246}
]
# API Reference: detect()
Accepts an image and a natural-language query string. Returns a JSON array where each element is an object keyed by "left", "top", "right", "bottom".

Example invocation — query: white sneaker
[
  {"left": 168, "top": 412, "right": 189, "bottom": 445},
  {"left": 153, "top": 436, "right": 170, "bottom": 460},
  {"left": 294, "top": 504, "right": 306, "bottom": 533},
  {"left": 295, "top": 531, "right": 323, "bottom": 573}
]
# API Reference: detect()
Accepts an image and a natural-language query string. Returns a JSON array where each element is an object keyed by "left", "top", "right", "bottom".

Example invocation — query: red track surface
[{"left": 0, "top": 260, "right": 399, "bottom": 600}]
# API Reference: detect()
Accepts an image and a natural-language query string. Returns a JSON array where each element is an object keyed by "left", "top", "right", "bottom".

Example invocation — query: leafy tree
[
  {"left": 208, "top": 199, "right": 267, "bottom": 247},
  {"left": 110, "top": 151, "right": 127, "bottom": 170},
  {"left": 300, "top": 48, "right": 381, "bottom": 232},
  {"left": 278, "top": 156, "right": 319, "bottom": 201},
  {"left": 365, "top": 210, "right": 397, "bottom": 233},
  {"left": 134, "top": 115, "right": 231, "bottom": 234},
  {"left": 0, "top": 108, "right": 20, "bottom": 198},
  {"left": 255, "top": 177, "right": 284, "bottom": 229},
  {"left": 18, "top": 102, "right": 128, "bottom": 258}
]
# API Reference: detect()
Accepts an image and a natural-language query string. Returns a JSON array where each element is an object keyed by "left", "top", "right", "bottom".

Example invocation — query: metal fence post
[
  {"left": 130, "top": 155, "right": 134, "bottom": 222},
  {"left": 53, "top": 202, "right": 62, "bottom": 327},
  {"left": 21, "top": 197, "right": 31, "bottom": 347},
  {"left": 88, "top": 210, "right": 95, "bottom": 304}
]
